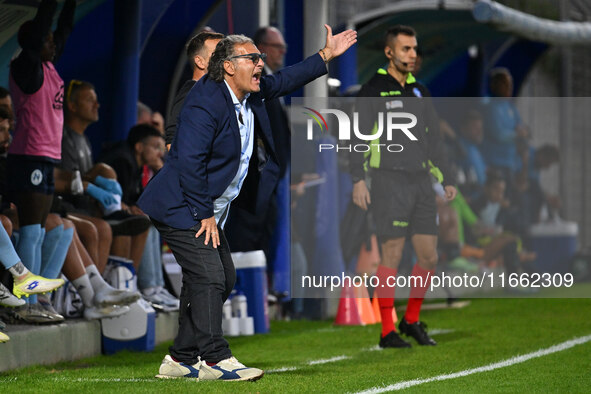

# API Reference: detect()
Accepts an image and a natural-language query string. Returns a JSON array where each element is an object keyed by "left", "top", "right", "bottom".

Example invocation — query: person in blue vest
[{"left": 138, "top": 26, "right": 357, "bottom": 381}]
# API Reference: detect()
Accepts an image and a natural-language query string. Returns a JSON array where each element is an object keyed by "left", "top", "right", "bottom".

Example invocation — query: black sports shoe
[
  {"left": 399, "top": 319, "right": 437, "bottom": 346},
  {"left": 104, "top": 210, "right": 151, "bottom": 236},
  {"left": 379, "top": 330, "right": 412, "bottom": 348}
]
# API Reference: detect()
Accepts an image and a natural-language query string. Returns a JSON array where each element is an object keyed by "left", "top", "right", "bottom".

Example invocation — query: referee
[{"left": 350, "top": 25, "right": 457, "bottom": 348}]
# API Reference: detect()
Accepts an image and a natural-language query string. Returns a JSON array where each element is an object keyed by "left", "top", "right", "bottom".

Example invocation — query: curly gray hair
[{"left": 208, "top": 34, "right": 255, "bottom": 82}]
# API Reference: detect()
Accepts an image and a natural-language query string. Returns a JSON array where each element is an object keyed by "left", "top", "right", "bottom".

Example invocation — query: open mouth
[{"left": 252, "top": 72, "right": 262, "bottom": 83}]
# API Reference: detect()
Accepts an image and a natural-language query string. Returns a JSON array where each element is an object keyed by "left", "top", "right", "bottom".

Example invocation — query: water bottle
[
  {"left": 222, "top": 298, "right": 240, "bottom": 336},
  {"left": 231, "top": 293, "right": 254, "bottom": 335},
  {"left": 71, "top": 170, "right": 83, "bottom": 195},
  {"left": 232, "top": 293, "right": 248, "bottom": 318},
  {"left": 540, "top": 204, "right": 549, "bottom": 222},
  {"left": 223, "top": 299, "right": 233, "bottom": 320}
]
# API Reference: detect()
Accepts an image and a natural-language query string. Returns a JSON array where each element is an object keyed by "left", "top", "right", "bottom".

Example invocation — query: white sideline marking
[
  {"left": 259, "top": 355, "right": 352, "bottom": 374},
  {"left": 308, "top": 355, "right": 350, "bottom": 365},
  {"left": 355, "top": 334, "right": 591, "bottom": 393},
  {"left": 428, "top": 328, "right": 455, "bottom": 335},
  {"left": 267, "top": 366, "right": 298, "bottom": 373}
]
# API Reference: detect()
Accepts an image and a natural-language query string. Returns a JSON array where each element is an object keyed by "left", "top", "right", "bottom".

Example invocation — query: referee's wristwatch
[{"left": 351, "top": 175, "right": 364, "bottom": 184}]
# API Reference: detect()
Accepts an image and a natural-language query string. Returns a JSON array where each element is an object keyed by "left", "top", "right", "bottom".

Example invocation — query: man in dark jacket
[
  {"left": 164, "top": 30, "right": 224, "bottom": 149},
  {"left": 138, "top": 27, "right": 357, "bottom": 381}
]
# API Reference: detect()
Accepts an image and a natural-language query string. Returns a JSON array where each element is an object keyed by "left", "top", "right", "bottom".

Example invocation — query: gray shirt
[{"left": 61, "top": 125, "right": 93, "bottom": 174}]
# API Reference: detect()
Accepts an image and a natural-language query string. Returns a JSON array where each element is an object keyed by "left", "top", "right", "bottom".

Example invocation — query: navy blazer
[{"left": 137, "top": 53, "right": 327, "bottom": 230}]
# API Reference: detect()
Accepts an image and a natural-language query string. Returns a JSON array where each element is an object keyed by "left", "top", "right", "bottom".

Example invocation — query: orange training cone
[
  {"left": 334, "top": 284, "right": 363, "bottom": 325},
  {"left": 371, "top": 297, "right": 382, "bottom": 323},
  {"left": 354, "top": 285, "right": 377, "bottom": 325}
]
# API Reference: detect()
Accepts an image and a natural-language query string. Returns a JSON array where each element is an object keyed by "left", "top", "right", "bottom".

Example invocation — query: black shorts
[
  {"left": 7, "top": 155, "right": 56, "bottom": 195},
  {"left": 370, "top": 169, "right": 438, "bottom": 242}
]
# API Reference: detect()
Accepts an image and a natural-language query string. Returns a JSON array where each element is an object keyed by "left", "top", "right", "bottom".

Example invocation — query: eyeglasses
[
  {"left": 228, "top": 53, "right": 267, "bottom": 64},
  {"left": 66, "top": 79, "right": 83, "bottom": 102},
  {"left": 262, "top": 42, "right": 288, "bottom": 50}
]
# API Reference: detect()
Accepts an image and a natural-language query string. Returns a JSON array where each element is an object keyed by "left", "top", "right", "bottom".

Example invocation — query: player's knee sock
[
  {"left": 16, "top": 224, "right": 42, "bottom": 304},
  {"left": 16, "top": 224, "right": 41, "bottom": 271},
  {"left": 376, "top": 265, "right": 397, "bottom": 337},
  {"left": 29, "top": 227, "right": 45, "bottom": 304},
  {"left": 42, "top": 226, "right": 74, "bottom": 279},
  {"left": 404, "top": 264, "right": 434, "bottom": 324},
  {"left": 40, "top": 225, "right": 63, "bottom": 276}
]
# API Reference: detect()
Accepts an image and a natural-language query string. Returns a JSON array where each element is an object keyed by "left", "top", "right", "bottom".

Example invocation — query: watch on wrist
[{"left": 351, "top": 175, "right": 364, "bottom": 184}]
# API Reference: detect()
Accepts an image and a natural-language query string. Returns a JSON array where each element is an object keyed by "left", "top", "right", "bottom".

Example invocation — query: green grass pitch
[{"left": 2, "top": 295, "right": 591, "bottom": 393}]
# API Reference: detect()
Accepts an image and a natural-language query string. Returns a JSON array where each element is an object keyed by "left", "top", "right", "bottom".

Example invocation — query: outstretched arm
[
  {"left": 260, "top": 25, "right": 357, "bottom": 100},
  {"left": 54, "top": 0, "right": 76, "bottom": 62},
  {"left": 10, "top": 0, "right": 58, "bottom": 94},
  {"left": 318, "top": 24, "right": 357, "bottom": 62}
]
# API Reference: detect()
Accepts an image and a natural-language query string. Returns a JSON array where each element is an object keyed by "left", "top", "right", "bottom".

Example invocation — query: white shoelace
[{"left": 223, "top": 357, "right": 246, "bottom": 368}]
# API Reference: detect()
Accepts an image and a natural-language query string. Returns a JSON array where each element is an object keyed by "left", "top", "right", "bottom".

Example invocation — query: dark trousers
[{"left": 152, "top": 219, "right": 236, "bottom": 364}]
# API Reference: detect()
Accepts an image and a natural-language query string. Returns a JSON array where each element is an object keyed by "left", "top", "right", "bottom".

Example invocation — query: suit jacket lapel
[
  {"left": 251, "top": 98, "right": 275, "bottom": 149},
  {"left": 220, "top": 81, "right": 241, "bottom": 151},
  {"left": 220, "top": 80, "right": 277, "bottom": 163}
]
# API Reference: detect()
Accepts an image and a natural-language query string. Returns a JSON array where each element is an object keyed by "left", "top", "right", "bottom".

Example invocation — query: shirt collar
[
  {"left": 377, "top": 68, "right": 416, "bottom": 85},
  {"left": 224, "top": 80, "right": 250, "bottom": 107}
]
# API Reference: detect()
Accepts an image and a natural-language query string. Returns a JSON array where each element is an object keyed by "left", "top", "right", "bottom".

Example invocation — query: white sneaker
[
  {"left": 155, "top": 354, "right": 201, "bottom": 380},
  {"left": 142, "top": 287, "right": 179, "bottom": 312},
  {"left": 37, "top": 295, "right": 65, "bottom": 323},
  {"left": 14, "top": 303, "right": 55, "bottom": 324},
  {"left": 83, "top": 304, "right": 130, "bottom": 320},
  {"left": 0, "top": 282, "right": 25, "bottom": 307},
  {"left": 199, "top": 356, "right": 264, "bottom": 382},
  {"left": 157, "top": 288, "right": 180, "bottom": 309},
  {"left": 94, "top": 286, "right": 140, "bottom": 308}
]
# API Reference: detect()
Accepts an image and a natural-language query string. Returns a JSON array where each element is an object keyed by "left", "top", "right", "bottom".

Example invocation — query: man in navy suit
[{"left": 138, "top": 26, "right": 357, "bottom": 381}]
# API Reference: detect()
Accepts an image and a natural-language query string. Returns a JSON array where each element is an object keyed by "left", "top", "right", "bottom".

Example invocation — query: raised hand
[{"left": 321, "top": 24, "right": 357, "bottom": 62}]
